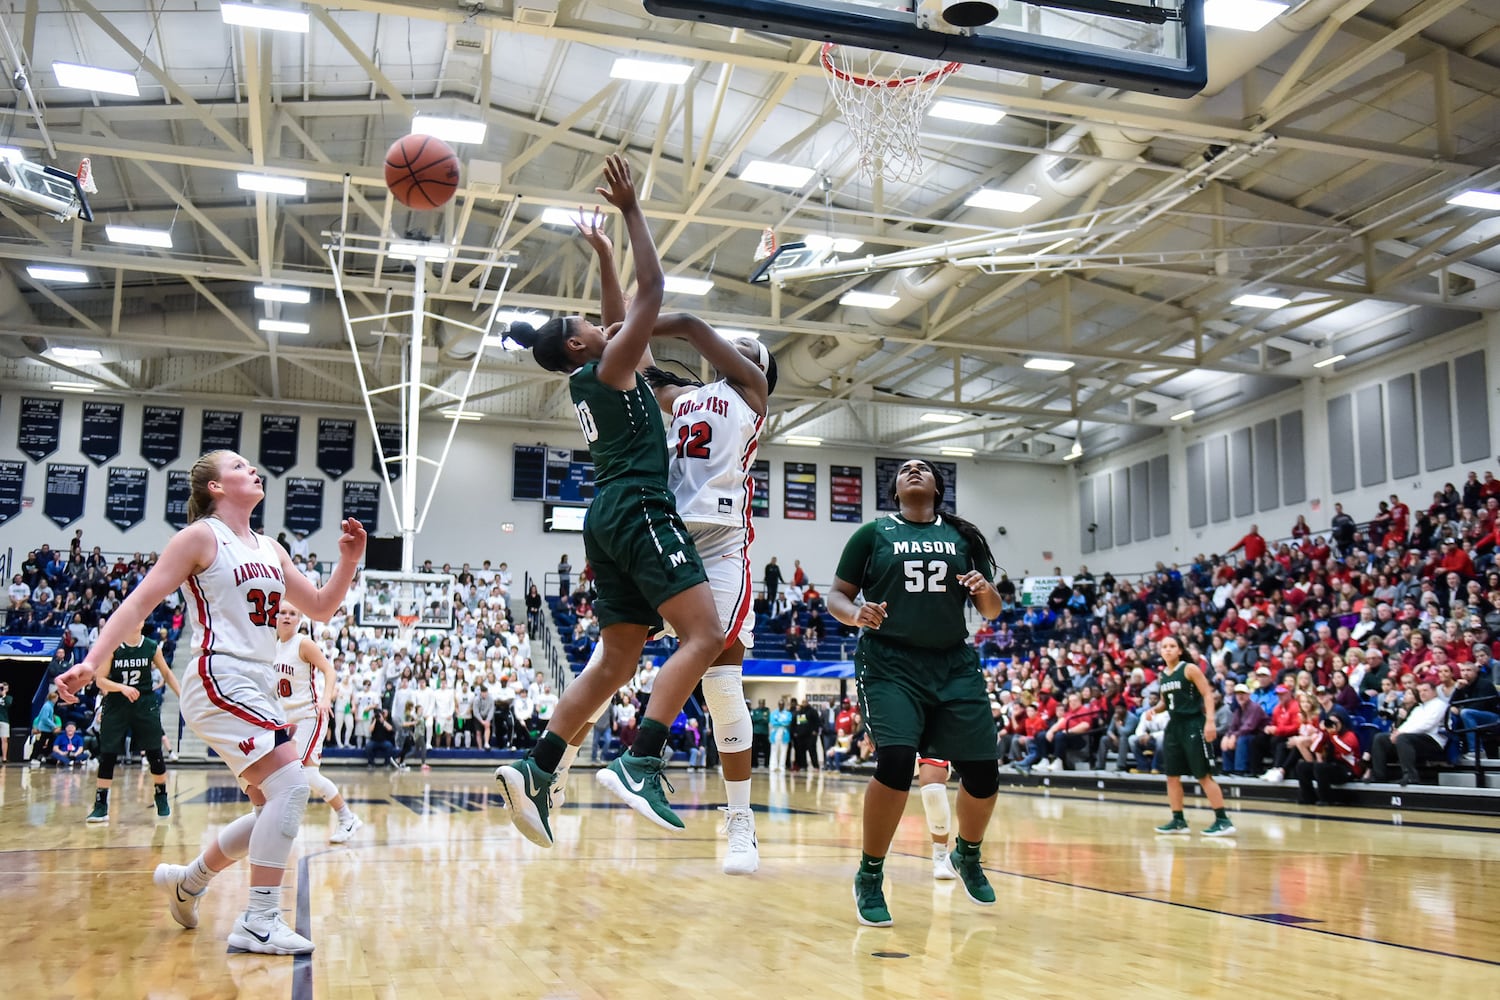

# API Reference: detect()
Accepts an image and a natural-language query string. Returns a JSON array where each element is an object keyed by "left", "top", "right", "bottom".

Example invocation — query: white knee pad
[
  {"left": 217, "top": 810, "right": 260, "bottom": 861},
  {"left": 305, "top": 767, "right": 339, "bottom": 803},
  {"left": 920, "top": 782, "right": 951, "bottom": 838},
  {"left": 701, "top": 664, "right": 751, "bottom": 753},
  {"left": 248, "top": 761, "right": 310, "bottom": 869}
]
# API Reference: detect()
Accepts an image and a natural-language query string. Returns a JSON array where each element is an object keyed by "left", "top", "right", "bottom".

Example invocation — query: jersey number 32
[{"left": 246, "top": 589, "right": 282, "bottom": 627}]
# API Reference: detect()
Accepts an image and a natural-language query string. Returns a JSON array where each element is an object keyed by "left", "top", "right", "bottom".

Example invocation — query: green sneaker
[
  {"left": 1202, "top": 815, "right": 1237, "bottom": 837},
  {"left": 495, "top": 758, "right": 556, "bottom": 847},
  {"left": 1154, "top": 817, "right": 1190, "bottom": 835},
  {"left": 950, "top": 848, "right": 996, "bottom": 906},
  {"left": 596, "top": 751, "right": 682, "bottom": 831},
  {"left": 155, "top": 790, "right": 171, "bottom": 819},
  {"left": 85, "top": 801, "right": 109, "bottom": 824},
  {"left": 853, "top": 871, "right": 893, "bottom": 927}
]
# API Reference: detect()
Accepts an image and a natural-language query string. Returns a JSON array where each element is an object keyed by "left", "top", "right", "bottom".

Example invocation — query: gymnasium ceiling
[{"left": 0, "top": 0, "right": 1497, "bottom": 462}]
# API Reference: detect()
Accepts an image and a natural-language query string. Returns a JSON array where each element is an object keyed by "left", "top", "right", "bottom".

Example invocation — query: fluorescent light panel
[
  {"left": 27, "top": 265, "right": 89, "bottom": 283},
  {"left": 1312, "top": 354, "right": 1346, "bottom": 369},
  {"left": 389, "top": 241, "right": 451, "bottom": 261},
  {"left": 441, "top": 409, "right": 483, "bottom": 421},
  {"left": 237, "top": 172, "right": 307, "bottom": 196},
  {"left": 258, "top": 318, "right": 310, "bottom": 334},
  {"left": 609, "top": 58, "right": 693, "bottom": 85},
  {"left": 540, "top": 207, "right": 585, "bottom": 228},
  {"left": 48, "top": 347, "right": 103, "bottom": 362},
  {"left": 254, "top": 285, "right": 311, "bottom": 304},
  {"left": 664, "top": 275, "right": 714, "bottom": 296},
  {"left": 1170, "top": 409, "right": 1195, "bottom": 421},
  {"left": 965, "top": 189, "right": 1041, "bottom": 213},
  {"left": 220, "top": 3, "right": 310, "bottom": 32},
  {"left": 1024, "top": 357, "right": 1075, "bottom": 372},
  {"left": 493, "top": 309, "right": 549, "bottom": 328},
  {"left": 785, "top": 436, "right": 822, "bottom": 447},
  {"left": 411, "top": 114, "right": 488, "bottom": 145},
  {"left": 51, "top": 382, "right": 95, "bottom": 393},
  {"left": 1063, "top": 449, "right": 1082, "bottom": 462},
  {"left": 1448, "top": 190, "right": 1500, "bottom": 211},
  {"left": 930, "top": 99, "right": 1006, "bottom": 125},
  {"left": 922, "top": 412, "right": 964, "bottom": 424},
  {"left": 53, "top": 61, "right": 139, "bottom": 96},
  {"left": 716, "top": 328, "right": 761, "bottom": 341},
  {"left": 105, "top": 225, "right": 172, "bottom": 248},
  {"left": 1204, "top": 0, "right": 1288, "bottom": 32},
  {"left": 739, "top": 160, "right": 815, "bottom": 189},
  {"left": 1232, "top": 292, "right": 1291, "bottom": 309},
  {"left": 940, "top": 447, "right": 976, "bottom": 458},
  {"left": 802, "top": 234, "right": 864, "bottom": 255},
  {"left": 0, "top": 146, "right": 24, "bottom": 163},
  {"left": 840, "top": 290, "right": 901, "bottom": 310}
]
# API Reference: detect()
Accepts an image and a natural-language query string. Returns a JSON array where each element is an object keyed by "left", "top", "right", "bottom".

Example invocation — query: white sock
[
  {"left": 724, "top": 777, "right": 752, "bottom": 811},
  {"left": 181, "top": 856, "right": 215, "bottom": 894},
  {"left": 556, "top": 742, "right": 581, "bottom": 780},
  {"left": 248, "top": 884, "right": 280, "bottom": 918},
  {"left": 336, "top": 803, "right": 354, "bottom": 824}
]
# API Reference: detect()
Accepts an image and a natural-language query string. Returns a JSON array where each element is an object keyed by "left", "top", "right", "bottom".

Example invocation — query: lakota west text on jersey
[{"left": 233, "top": 561, "right": 285, "bottom": 587}]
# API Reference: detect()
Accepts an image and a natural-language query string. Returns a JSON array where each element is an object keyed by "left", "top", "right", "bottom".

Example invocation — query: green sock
[
  {"left": 1215, "top": 808, "right": 1228, "bottom": 821},
  {"left": 1172, "top": 810, "right": 1185, "bottom": 822},
  {"left": 631, "top": 718, "right": 670, "bottom": 759},
  {"left": 859, "top": 852, "right": 885, "bottom": 876},
  {"left": 955, "top": 835, "right": 981, "bottom": 857},
  {"left": 530, "top": 731, "right": 567, "bottom": 774}
]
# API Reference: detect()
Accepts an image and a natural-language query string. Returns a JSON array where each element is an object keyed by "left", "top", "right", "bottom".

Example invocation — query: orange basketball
[{"left": 384, "top": 134, "right": 460, "bottom": 211}]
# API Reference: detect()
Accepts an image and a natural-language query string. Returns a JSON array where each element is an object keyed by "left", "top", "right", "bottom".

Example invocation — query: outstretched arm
[
  {"left": 595, "top": 155, "right": 665, "bottom": 390},
  {"left": 573, "top": 207, "right": 626, "bottom": 327},
  {"left": 653, "top": 313, "right": 768, "bottom": 416}
]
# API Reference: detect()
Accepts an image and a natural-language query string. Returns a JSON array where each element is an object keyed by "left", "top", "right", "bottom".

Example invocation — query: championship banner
[
  {"left": 80, "top": 401, "right": 123, "bottom": 465},
  {"left": 140, "top": 406, "right": 184, "bottom": 468},
  {"left": 18, "top": 397, "right": 61, "bottom": 462},
  {"left": 105, "top": 466, "right": 148, "bottom": 529}
]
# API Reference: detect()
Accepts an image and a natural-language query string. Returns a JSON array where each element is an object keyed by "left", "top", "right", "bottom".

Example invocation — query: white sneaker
[
  {"left": 228, "top": 910, "right": 315, "bottom": 955},
  {"left": 932, "top": 843, "right": 958, "bottom": 880},
  {"left": 721, "top": 807, "right": 760, "bottom": 876},
  {"left": 1458, "top": 752, "right": 1477, "bottom": 765},
  {"left": 1039, "top": 759, "right": 1058, "bottom": 772},
  {"left": 154, "top": 863, "right": 203, "bottom": 930},
  {"left": 1261, "top": 768, "right": 1284, "bottom": 783},
  {"left": 329, "top": 814, "right": 363, "bottom": 844}
]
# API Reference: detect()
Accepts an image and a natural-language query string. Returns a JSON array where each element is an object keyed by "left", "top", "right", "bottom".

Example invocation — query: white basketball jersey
[
  {"left": 183, "top": 516, "right": 287, "bottom": 665},
  {"left": 275, "top": 634, "right": 320, "bottom": 720},
  {"left": 666, "top": 380, "right": 764, "bottom": 526}
]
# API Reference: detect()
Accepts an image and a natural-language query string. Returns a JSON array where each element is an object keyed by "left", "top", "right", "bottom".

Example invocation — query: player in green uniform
[
  {"left": 1151, "top": 635, "right": 1235, "bottom": 836},
  {"left": 499, "top": 154, "right": 730, "bottom": 845},
  {"left": 85, "top": 624, "right": 181, "bottom": 823},
  {"left": 827, "top": 459, "right": 1005, "bottom": 926}
]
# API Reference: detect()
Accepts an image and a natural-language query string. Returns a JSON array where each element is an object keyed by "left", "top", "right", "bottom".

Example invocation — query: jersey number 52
[{"left": 902, "top": 560, "right": 949, "bottom": 593}]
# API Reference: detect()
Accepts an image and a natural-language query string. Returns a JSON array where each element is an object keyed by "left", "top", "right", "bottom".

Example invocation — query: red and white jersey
[
  {"left": 666, "top": 379, "right": 764, "bottom": 527},
  {"left": 275, "top": 634, "right": 321, "bottom": 720},
  {"left": 183, "top": 516, "right": 286, "bottom": 666}
]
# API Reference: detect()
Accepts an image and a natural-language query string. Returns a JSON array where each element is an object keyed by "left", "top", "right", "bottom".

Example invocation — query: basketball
[{"left": 384, "top": 134, "right": 460, "bottom": 211}]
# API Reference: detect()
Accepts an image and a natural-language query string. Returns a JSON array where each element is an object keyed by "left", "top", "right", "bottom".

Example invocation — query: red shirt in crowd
[
  {"left": 1231, "top": 530, "right": 1268, "bottom": 562},
  {"left": 1269, "top": 699, "right": 1303, "bottom": 737},
  {"left": 1311, "top": 728, "right": 1363, "bottom": 776}
]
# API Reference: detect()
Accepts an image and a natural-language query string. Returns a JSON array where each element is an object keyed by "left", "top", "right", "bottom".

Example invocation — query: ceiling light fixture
[
  {"left": 1064, "top": 442, "right": 1083, "bottom": 461},
  {"left": 441, "top": 409, "right": 483, "bottom": 422},
  {"left": 27, "top": 265, "right": 89, "bottom": 283},
  {"left": 237, "top": 172, "right": 307, "bottom": 196},
  {"left": 1204, "top": 0, "right": 1288, "bottom": 32},
  {"left": 219, "top": 3, "right": 310, "bottom": 32},
  {"left": 802, "top": 234, "right": 865, "bottom": 255},
  {"left": 965, "top": 189, "right": 1042, "bottom": 213},
  {"left": 930, "top": 99, "right": 1006, "bottom": 125},
  {"left": 940, "top": 447, "right": 976, "bottom": 458},
  {"left": 664, "top": 275, "right": 714, "bottom": 296},
  {"left": 1232, "top": 292, "right": 1292, "bottom": 309},
  {"left": 254, "top": 285, "right": 311, "bottom": 304},
  {"left": 1024, "top": 357, "right": 1075, "bottom": 372},
  {"left": 1170, "top": 409, "right": 1195, "bottom": 421},
  {"left": 1448, "top": 190, "right": 1500, "bottom": 211},
  {"left": 51, "top": 382, "right": 96, "bottom": 393},
  {"left": 0, "top": 147, "right": 24, "bottom": 163},
  {"left": 785, "top": 436, "right": 822, "bottom": 447},
  {"left": 411, "top": 114, "right": 488, "bottom": 145},
  {"left": 47, "top": 346, "right": 103, "bottom": 362},
  {"left": 922, "top": 412, "right": 965, "bottom": 424},
  {"left": 1312, "top": 354, "right": 1346, "bottom": 369},
  {"left": 609, "top": 57, "right": 693, "bottom": 85},
  {"left": 493, "top": 309, "right": 549, "bottom": 328},
  {"left": 739, "top": 160, "right": 816, "bottom": 189},
  {"left": 258, "top": 318, "right": 311, "bottom": 335},
  {"left": 52, "top": 61, "right": 139, "bottom": 96},
  {"left": 716, "top": 328, "right": 761, "bottom": 341},
  {"left": 389, "top": 241, "right": 451, "bottom": 261},
  {"left": 840, "top": 290, "right": 901, "bottom": 310},
  {"left": 105, "top": 225, "right": 172, "bottom": 249},
  {"left": 540, "top": 206, "right": 586, "bottom": 228}
]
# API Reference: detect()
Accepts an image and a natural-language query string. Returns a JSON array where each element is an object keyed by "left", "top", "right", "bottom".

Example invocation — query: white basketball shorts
[{"left": 179, "top": 653, "right": 289, "bottom": 777}]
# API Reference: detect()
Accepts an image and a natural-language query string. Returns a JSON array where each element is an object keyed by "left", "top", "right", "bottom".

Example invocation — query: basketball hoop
[
  {"left": 395, "top": 614, "right": 419, "bottom": 641},
  {"left": 821, "top": 42, "right": 961, "bottom": 183}
]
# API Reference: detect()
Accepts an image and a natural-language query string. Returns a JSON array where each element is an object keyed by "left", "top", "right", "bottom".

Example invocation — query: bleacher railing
[{"left": 526, "top": 572, "right": 571, "bottom": 692}]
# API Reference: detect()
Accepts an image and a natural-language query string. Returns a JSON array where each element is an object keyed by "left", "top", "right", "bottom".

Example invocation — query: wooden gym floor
[{"left": 2, "top": 763, "right": 1497, "bottom": 999}]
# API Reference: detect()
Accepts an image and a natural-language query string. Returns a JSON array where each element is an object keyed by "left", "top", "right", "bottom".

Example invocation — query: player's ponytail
[
  {"left": 186, "top": 450, "right": 230, "bottom": 523},
  {"left": 641, "top": 364, "right": 705, "bottom": 391},
  {"left": 507, "top": 317, "right": 572, "bottom": 374}
]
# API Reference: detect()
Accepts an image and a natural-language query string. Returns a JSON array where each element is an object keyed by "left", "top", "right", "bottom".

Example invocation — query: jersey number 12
[
  {"left": 902, "top": 560, "right": 948, "bottom": 593},
  {"left": 674, "top": 421, "right": 712, "bottom": 460}
]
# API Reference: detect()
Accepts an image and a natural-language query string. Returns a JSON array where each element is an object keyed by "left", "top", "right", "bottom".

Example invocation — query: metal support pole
[{"left": 403, "top": 265, "right": 425, "bottom": 573}]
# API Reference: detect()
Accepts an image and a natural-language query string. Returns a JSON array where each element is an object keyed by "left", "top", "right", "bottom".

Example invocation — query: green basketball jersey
[
  {"left": 1159, "top": 663, "right": 1204, "bottom": 722},
  {"left": 835, "top": 514, "right": 981, "bottom": 649},
  {"left": 570, "top": 361, "right": 668, "bottom": 487},
  {"left": 106, "top": 637, "right": 158, "bottom": 706}
]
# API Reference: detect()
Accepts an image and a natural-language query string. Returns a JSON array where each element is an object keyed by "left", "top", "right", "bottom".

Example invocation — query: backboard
[
  {"left": 360, "top": 571, "right": 456, "bottom": 631},
  {"left": 643, "top": 0, "right": 1208, "bottom": 98}
]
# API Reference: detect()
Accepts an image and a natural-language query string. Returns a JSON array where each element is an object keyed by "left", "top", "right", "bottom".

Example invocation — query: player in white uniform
[
  {"left": 274, "top": 600, "right": 362, "bottom": 843},
  {"left": 54, "top": 450, "right": 365, "bottom": 956}
]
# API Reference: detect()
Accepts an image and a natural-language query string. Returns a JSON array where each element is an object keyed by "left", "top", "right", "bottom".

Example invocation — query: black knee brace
[
  {"left": 97, "top": 752, "right": 119, "bottom": 781},
  {"left": 872, "top": 745, "right": 917, "bottom": 792},
  {"left": 145, "top": 749, "right": 167, "bottom": 776},
  {"left": 951, "top": 758, "right": 1001, "bottom": 800}
]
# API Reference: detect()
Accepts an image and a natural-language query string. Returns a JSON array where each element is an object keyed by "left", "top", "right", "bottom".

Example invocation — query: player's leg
[
  {"left": 1156, "top": 730, "right": 1191, "bottom": 833},
  {"left": 297, "top": 710, "right": 359, "bottom": 842},
  {"left": 918, "top": 759, "right": 955, "bottom": 880},
  {"left": 141, "top": 708, "right": 171, "bottom": 819},
  {"left": 86, "top": 706, "right": 125, "bottom": 823},
  {"left": 1195, "top": 729, "right": 1234, "bottom": 836},
  {"left": 704, "top": 654, "right": 758, "bottom": 875},
  {"left": 229, "top": 737, "right": 315, "bottom": 953},
  {"left": 932, "top": 655, "right": 1000, "bottom": 905}
]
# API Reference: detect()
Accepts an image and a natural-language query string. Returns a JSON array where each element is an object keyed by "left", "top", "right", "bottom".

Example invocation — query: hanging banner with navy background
[
  {"left": 343, "top": 481, "right": 381, "bottom": 534},
  {"left": 104, "top": 467, "right": 148, "bottom": 529},
  {"left": 373, "top": 421, "right": 402, "bottom": 481},
  {"left": 749, "top": 460, "right": 771, "bottom": 519},
  {"left": 316, "top": 418, "right": 356, "bottom": 479},
  {"left": 79, "top": 402, "right": 123, "bottom": 466},
  {"left": 784, "top": 462, "right": 817, "bottom": 520},
  {"left": 164, "top": 469, "right": 190, "bottom": 528},
  {"left": 44, "top": 463, "right": 86, "bottom": 528},
  {"left": 18, "top": 397, "right": 61, "bottom": 461},
  {"left": 284, "top": 477, "right": 324, "bottom": 536},
  {"left": 0, "top": 459, "right": 24, "bottom": 526},
  {"left": 259, "top": 414, "right": 299, "bottom": 476},
  {"left": 140, "top": 406, "right": 183, "bottom": 468},
  {"left": 829, "top": 465, "right": 863, "bottom": 523},
  {"left": 201, "top": 409, "right": 242, "bottom": 452}
]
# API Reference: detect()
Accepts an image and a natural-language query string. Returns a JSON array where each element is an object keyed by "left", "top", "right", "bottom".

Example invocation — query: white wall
[
  {"left": 1074, "top": 316, "right": 1500, "bottom": 574},
  {"left": 0, "top": 393, "right": 1081, "bottom": 587}
]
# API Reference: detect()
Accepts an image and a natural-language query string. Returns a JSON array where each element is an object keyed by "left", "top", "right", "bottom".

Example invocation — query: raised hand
[
  {"left": 338, "top": 518, "right": 367, "bottom": 562},
  {"left": 595, "top": 154, "right": 638, "bottom": 213},
  {"left": 572, "top": 206, "right": 613, "bottom": 257}
]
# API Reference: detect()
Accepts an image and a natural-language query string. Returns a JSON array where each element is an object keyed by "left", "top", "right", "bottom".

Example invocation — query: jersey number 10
[{"left": 902, "top": 560, "right": 949, "bottom": 593}]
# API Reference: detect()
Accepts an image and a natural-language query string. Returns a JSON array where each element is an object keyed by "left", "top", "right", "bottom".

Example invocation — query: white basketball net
[{"left": 822, "top": 42, "right": 961, "bottom": 183}]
